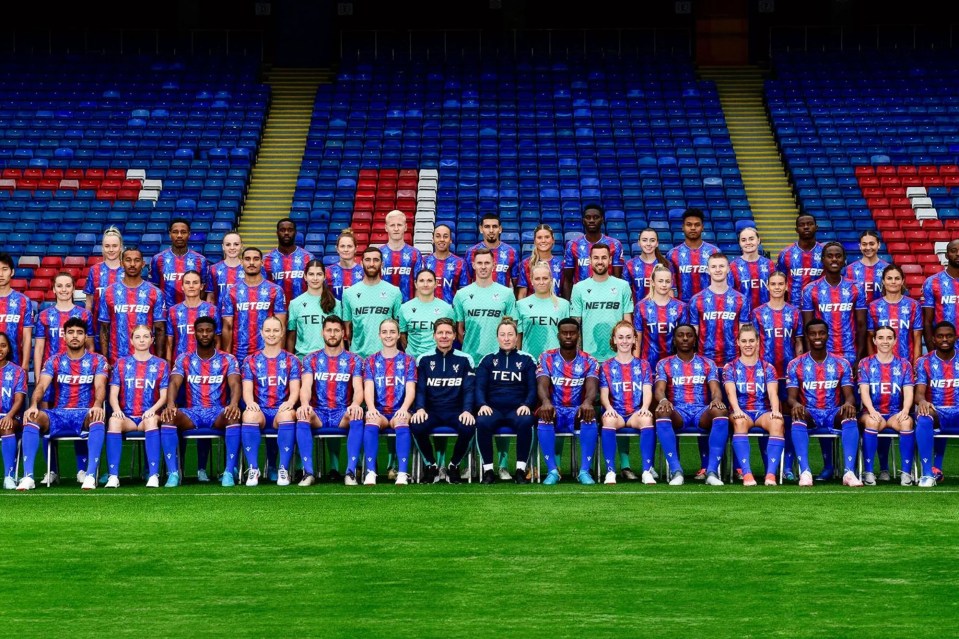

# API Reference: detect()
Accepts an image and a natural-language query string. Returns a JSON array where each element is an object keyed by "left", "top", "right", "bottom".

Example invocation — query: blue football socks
[
  {"left": 791, "top": 421, "right": 811, "bottom": 474},
  {"left": 706, "top": 417, "right": 729, "bottom": 475},
  {"left": 601, "top": 428, "right": 618, "bottom": 473},
  {"left": 537, "top": 423, "right": 558, "bottom": 473},
  {"left": 241, "top": 423, "right": 262, "bottom": 471}
]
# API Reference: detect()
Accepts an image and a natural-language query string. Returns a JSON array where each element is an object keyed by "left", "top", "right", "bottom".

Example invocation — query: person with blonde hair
[
  {"left": 517, "top": 260, "right": 571, "bottom": 360},
  {"left": 327, "top": 228, "right": 364, "bottom": 300},
  {"left": 85, "top": 226, "right": 125, "bottom": 352},
  {"left": 635, "top": 264, "right": 687, "bottom": 370},
  {"left": 516, "top": 224, "right": 563, "bottom": 299},
  {"left": 380, "top": 209, "right": 423, "bottom": 303},
  {"left": 207, "top": 231, "right": 244, "bottom": 305}
]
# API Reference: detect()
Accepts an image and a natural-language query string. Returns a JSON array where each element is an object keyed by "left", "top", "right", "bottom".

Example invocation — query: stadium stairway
[
  {"left": 700, "top": 66, "right": 798, "bottom": 255},
  {"left": 238, "top": 67, "right": 333, "bottom": 247}
]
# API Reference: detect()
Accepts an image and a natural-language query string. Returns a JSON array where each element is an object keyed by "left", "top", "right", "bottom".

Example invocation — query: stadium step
[
  {"left": 699, "top": 65, "right": 798, "bottom": 256},
  {"left": 237, "top": 66, "right": 334, "bottom": 248}
]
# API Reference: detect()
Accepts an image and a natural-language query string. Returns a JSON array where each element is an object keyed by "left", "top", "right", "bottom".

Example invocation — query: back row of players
[{"left": 1, "top": 204, "right": 958, "bottom": 489}]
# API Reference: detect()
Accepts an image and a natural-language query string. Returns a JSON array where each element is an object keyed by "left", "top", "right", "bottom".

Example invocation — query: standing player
[
  {"left": 424, "top": 224, "right": 468, "bottom": 304},
  {"left": 361, "top": 319, "right": 416, "bottom": 485},
  {"left": 858, "top": 326, "right": 916, "bottom": 486},
  {"left": 150, "top": 218, "right": 209, "bottom": 308},
  {"left": 600, "top": 321, "right": 654, "bottom": 485},
  {"left": 399, "top": 269, "right": 454, "bottom": 361},
  {"left": 342, "top": 247, "right": 403, "bottom": 359},
  {"left": 167, "top": 270, "right": 220, "bottom": 361},
  {"left": 666, "top": 208, "right": 720, "bottom": 303},
  {"left": 516, "top": 224, "right": 564, "bottom": 299},
  {"left": 570, "top": 243, "right": 633, "bottom": 363},
  {"left": 99, "top": 247, "right": 167, "bottom": 365},
  {"left": 34, "top": 273, "right": 94, "bottom": 380},
  {"left": 475, "top": 317, "right": 538, "bottom": 484},
  {"left": 0, "top": 333, "right": 27, "bottom": 489},
  {"left": 379, "top": 209, "right": 423, "bottom": 303},
  {"left": 729, "top": 226, "right": 774, "bottom": 310},
  {"left": 17, "top": 318, "right": 108, "bottom": 491},
  {"left": 535, "top": 318, "right": 600, "bottom": 486},
  {"left": 410, "top": 318, "right": 476, "bottom": 483},
  {"left": 562, "top": 204, "right": 625, "bottom": 298},
  {"left": 654, "top": 324, "right": 729, "bottom": 486},
  {"left": 84, "top": 226, "right": 124, "bottom": 352},
  {"left": 160, "top": 317, "right": 241, "bottom": 488},
  {"left": 868, "top": 265, "right": 922, "bottom": 362},
  {"left": 464, "top": 214, "right": 519, "bottom": 287},
  {"left": 105, "top": 325, "right": 169, "bottom": 488},
  {"left": 221, "top": 247, "right": 287, "bottom": 363},
  {"left": 326, "top": 229, "right": 363, "bottom": 300},
  {"left": 636, "top": 265, "right": 688, "bottom": 370},
  {"left": 801, "top": 242, "right": 867, "bottom": 364},
  {"left": 776, "top": 213, "right": 824, "bottom": 305},
  {"left": 0, "top": 252, "right": 33, "bottom": 371},
  {"left": 298, "top": 315, "right": 365, "bottom": 486},
  {"left": 723, "top": 325, "right": 785, "bottom": 486},
  {"left": 263, "top": 218, "right": 313, "bottom": 305},
  {"left": 786, "top": 319, "right": 860, "bottom": 487},
  {"left": 623, "top": 228, "right": 671, "bottom": 302},
  {"left": 517, "top": 260, "right": 571, "bottom": 360},
  {"left": 921, "top": 238, "right": 959, "bottom": 352},
  {"left": 845, "top": 231, "right": 889, "bottom": 305},
  {"left": 687, "top": 252, "right": 750, "bottom": 368},
  {"left": 241, "top": 317, "right": 301, "bottom": 487},
  {"left": 206, "top": 231, "right": 244, "bottom": 306},
  {"left": 287, "top": 259, "right": 342, "bottom": 358},
  {"left": 914, "top": 321, "right": 959, "bottom": 486}
]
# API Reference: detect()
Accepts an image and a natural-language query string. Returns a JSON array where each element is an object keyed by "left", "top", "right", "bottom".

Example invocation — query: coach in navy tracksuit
[
  {"left": 411, "top": 317, "right": 476, "bottom": 484},
  {"left": 475, "top": 317, "right": 537, "bottom": 484}
]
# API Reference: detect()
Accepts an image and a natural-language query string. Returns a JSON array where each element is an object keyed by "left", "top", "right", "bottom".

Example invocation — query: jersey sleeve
[
  {"left": 289, "top": 355, "right": 302, "bottom": 381},
  {"left": 93, "top": 354, "right": 109, "bottom": 377},
  {"left": 763, "top": 362, "right": 778, "bottom": 382},
  {"left": 612, "top": 239, "right": 624, "bottom": 267},
  {"left": 83, "top": 267, "right": 97, "bottom": 296},
  {"left": 504, "top": 289, "right": 517, "bottom": 319},
  {"left": 41, "top": 355, "right": 56, "bottom": 379},
  {"left": 620, "top": 281, "right": 633, "bottom": 311},
  {"left": 219, "top": 289, "right": 234, "bottom": 318},
  {"left": 452, "top": 292, "right": 465, "bottom": 322},
  {"left": 149, "top": 255, "right": 161, "bottom": 287},
  {"left": 705, "top": 359, "right": 719, "bottom": 383},
  {"left": 226, "top": 354, "right": 240, "bottom": 377},
  {"left": 570, "top": 284, "right": 583, "bottom": 316},
  {"left": 152, "top": 289, "right": 167, "bottom": 324},
  {"left": 81, "top": 308, "right": 94, "bottom": 335},
  {"left": 655, "top": 358, "right": 667, "bottom": 384},
  {"left": 585, "top": 355, "right": 600, "bottom": 379},
  {"left": 910, "top": 299, "right": 924, "bottom": 330},
  {"left": 915, "top": 358, "right": 929, "bottom": 386},
  {"left": 98, "top": 288, "right": 111, "bottom": 324},
  {"left": 856, "top": 359, "right": 869, "bottom": 385},
  {"left": 903, "top": 360, "right": 915, "bottom": 385},
  {"left": 866, "top": 301, "right": 878, "bottom": 331},
  {"left": 563, "top": 240, "right": 576, "bottom": 270},
  {"left": 34, "top": 312, "right": 47, "bottom": 340},
  {"left": 273, "top": 285, "right": 287, "bottom": 315},
  {"left": 854, "top": 283, "right": 866, "bottom": 309},
  {"left": 14, "top": 367, "right": 26, "bottom": 395},
  {"left": 242, "top": 356, "right": 256, "bottom": 383},
  {"left": 721, "top": 361, "right": 734, "bottom": 384},
  {"left": 110, "top": 360, "right": 121, "bottom": 387},
  {"left": 173, "top": 354, "right": 187, "bottom": 378},
  {"left": 341, "top": 293, "right": 353, "bottom": 322},
  {"left": 800, "top": 284, "right": 813, "bottom": 313},
  {"left": 598, "top": 362, "right": 611, "bottom": 389},
  {"left": 398, "top": 303, "right": 411, "bottom": 333},
  {"left": 786, "top": 358, "right": 800, "bottom": 389},
  {"left": 391, "top": 288, "right": 402, "bottom": 318},
  {"left": 921, "top": 277, "right": 934, "bottom": 308},
  {"left": 158, "top": 360, "right": 170, "bottom": 390},
  {"left": 840, "top": 359, "right": 853, "bottom": 387},
  {"left": 516, "top": 258, "right": 530, "bottom": 289},
  {"left": 737, "top": 294, "right": 751, "bottom": 323}
]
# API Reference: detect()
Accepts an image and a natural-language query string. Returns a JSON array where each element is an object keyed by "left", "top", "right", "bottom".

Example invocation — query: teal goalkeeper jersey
[
  {"left": 342, "top": 280, "right": 403, "bottom": 358},
  {"left": 570, "top": 275, "right": 633, "bottom": 361},
  {"left": 399, "top": 297, "right": 454, "bottom": 360},
  {"left": 453, "top": 282, "right": 517, "bottom": 365},
  {"left": 516, "top": 294, "right": 571, "bottom": 360},
  {"left": 287, "top": 291, "right": 343, "bottom": 357}
]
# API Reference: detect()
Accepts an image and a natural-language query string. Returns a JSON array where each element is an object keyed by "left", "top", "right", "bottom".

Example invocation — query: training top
[
  {"left": 342, "top": 280, "right": 403, "bottom": 358},
  {"left": 414, "top": 348, "right": 475, "bottom": 414},
  {"left": 475, "top": 348, "right": 538, "bottom": 412},
  {"left": 570, "top": 275, "right": 632, "bottom": 362},
  {"left": 516, "top": 294, "right": 571, "bottom": 360},
  {"left": 399, "top": 296, "right": 454, "bottom": 361},
  {"left": 453, "top": 281, "right": 517, "bottom": 366}
]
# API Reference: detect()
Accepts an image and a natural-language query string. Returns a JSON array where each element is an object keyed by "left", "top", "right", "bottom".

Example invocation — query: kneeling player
[{"left": 160, "top": 317, "right": 241, "bottom": 487}]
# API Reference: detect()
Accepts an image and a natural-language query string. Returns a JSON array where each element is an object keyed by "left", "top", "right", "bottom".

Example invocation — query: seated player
[
  {"left": 914, "top": 321, "right": 959, "bottom": 487},
  {"left": 297, "top": 315, "right": 365, "bottom": 486},
  {"left": 535, "top": 318, "right": 600, "bottom": 486},
  {"left": 786, "top": 319, "right": 860, "bottom": 487},
  {"left": 241, "top": 316, "right": 301, "bottom": 487},
  {"left": 18, "top": 318, "right": 108, "bottom": 491},
  {"left": 0, "top": 332, "right": 27, "bottom": 489},
  {"left": 723, "top": 324, "right": 785, "bottom": 487},
  {"left": 474, "top": 317, "right": 538, "bottom": 484},
  {"left": 599, "top": 321, "right": 654, "bottom": 485},
  {"left": 160, "top": 317, "right": 242, "bottom": 488},
  {"left": 361, "top": 319, "right": 416, "bottom": 485},
  {"left": 654, "top": 324, "right": 729, "bottom": 486},
  {"left": 858, "top": 326, "right": 915, "bottom": 486},
  {"left": 105, "top": 325, "right": 170, "bottom": 488}
]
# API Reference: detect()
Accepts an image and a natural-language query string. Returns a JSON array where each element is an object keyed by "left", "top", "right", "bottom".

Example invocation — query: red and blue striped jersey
[
  {"left": 921, "top": 270, "right": 959, "bottom": 326},
  {"left": 149, "top": 248, "right": 209, "bottom": 308},
  {"left": 173, "top": 350, "right": 239, "bottom": 409},
  {"left": 867, "top": 296, "right": 922, "bottom": 361},
  {"left": 635, "top": 297, "right": 687, "bottom": 368},
  {"left": 537, "top": 349, "right": 599, "bottom": 408},
  {"left": 564, "top": 234, "right": 626, "bottom": 284},
  {"left": 687, "top": 288, "right": 751, "bottom": 366},
  {"left": 380, "top": 244, "right": 423, "bottom": 303},
  {"left": 364, "top": 351, "right": 417, "bottom": 414},
  {"left": 303, "top": 349, "right": 364, "bottom": 409},
  {"left": 801, "top": 277, "right": 866, "bottom": 361},
  {"left": 423, "top": 254, "right": 468, "bottom": 304},
  {"left": 666, "top": 242, "right": 720, "bottom": 303},
  {"left": 83, "top": 262, "right": 123, "bottom": 342},
  {"left": 916, "top": 351, "right": 959, "bottom": 408},
  {"left": 326, "top": 262, "right": 364, "bottom": 300},
  {"left": 465, "top": 242, "right": 519, "bottom": 286},
  {"left": 600, "top": 356, "right": 652, "bottom": 415},
  {"left": 220, "top": 279, "right": 287, "bottom": 361},
  {"left": 99, "top": 281, "right": 166, "bottom": 363},
  {"left": 656, "top": 354, "right": 718, "bottom": 408},
  {"left": 207, "top": 261, "right": 244, "bottom": 305},
  {"left": 0, "top": 291, "right": 33, "bottom": 365},
  {"left": 857, "top": 355, "right": 914, "bottom": 414},
  {"left": 729, "top": 255, "right": 774, "bottom": 309},
  {"left": 722, "top": 358, "right": 778, "bottom": 412},
  {"left": 110, "top": 355, "right": 169, "bottom": 416},
  {"left": 786, "top": 352, "right": 853, "bottom": 410},
  {"left": 752, "top": 303, "right": 802, "bottom": 378},
  {"left": 624, "top": 257, "right": 670, "bottom": 302},
  {"left": 35, "top": 305, "right": 93, "bottom": 363},
  {"left": 168, "top": 302, "right": 221, "bottom": 357},
  {"left": 0, "top": 362, "right": 27, "bottom": 414},
  {"left": 42, "top": 351, "right": 108, "bottom": 410},
  {"left": 515, "top": 255, "right": 564, "bottom": 296},
  {"left": 845, "top": 258, "right": 890, "bottom": 305},
  {"left": 264, "top": 247, "right": 314, "bottom": 303},
  {"left": 242, "top": 350, "right": 301, "bottom": 410},
  {"left": 776, "top": 242, "right": 824, "bottom": 304}
]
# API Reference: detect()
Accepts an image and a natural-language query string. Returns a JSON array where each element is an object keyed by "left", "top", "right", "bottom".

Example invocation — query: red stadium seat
[
  {"left": 855, "top": 166, "right": 875, "bottom": 176},
  {"left": 40, "top": 256, "right": 63, "bottom": 268},
  {"left": 940, "top": 165, "right": 959, "bottom": 175},
  {"left": 922, "top": 176, "right": 944, "bottom": 187},
  {"left": 24, "top": 290, "right": 42, "bottom": 304},
  {"left": 23, "top": 168, "right": 42, "bottom": 179},
  {"left": 905, "top": 275, "right": 926, "bottom": 289},
  {"left": 28, "top": 278, "right": 50, "bottom": 291},
  {"left": 900, "top": 264, "right": 923, "bottom": 275},
  {"left": 10, "top": 279, "right": 28, "bottom": 292},
  {"left": 1, "top": 169, "right": 21, "bottom": 179},
  {"left": 87, "top": 255, "right": 104, "bottom": 266},
  {"left": 897, "top": 166, "right": 917, "bottom": 176},
  {"left": 85, "top": 169, "right": 105, "bottom": 179},
  {"left": 65, "top": 169, "right": 83, "bottom": 179},
  {"left": 105, "top": 169, "right": 126, "bottom": 180},
  {"left": 63, "top": 256, "right": 86, "bottom": 269}
]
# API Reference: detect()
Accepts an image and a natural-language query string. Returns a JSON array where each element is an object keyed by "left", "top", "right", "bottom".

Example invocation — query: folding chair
[{"left": 45, "top": 434, "right": 90, "bottom": 486}]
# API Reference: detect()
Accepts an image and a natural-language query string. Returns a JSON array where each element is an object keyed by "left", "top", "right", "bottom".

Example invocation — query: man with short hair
[
  {"left": 562, "top": 203, "right": 625, "bottom": 298},
  {"left": 922, "top": 238, "right": 959, "bottom": 352},
  {"left": 263, "top": 218, "right": 314, "bottom": 305},
  {"left": 801, "top": 242, "right": 867, "bottom": 365},
  {"left": 667, "top": 208, "right": 720, "bottom": 303},
  {"left": 379, "top": 209, "right": 423, "bottom": 303},
  {"left": 220, "top": 247, "right": 287, "bottom": 363},
  {"left": 687, "top": 252, "right": 750, "bottom": 367},
  {"left": 570, "top": 243, "right": 632, "bottom": 363},
  {"left": 464, "top": 214, "right": 519, "bottom": 287},
  {"left": 342, "top": 247, "right": 403, "bottom": 358},
  {"left": 100, "top": 247, "right": 167, "bottom": 365},
  {"left": 776, "top": 213, "right": 824, "bottom": 305},
  {"left": 454, "top": 248, "right": 518, "bottom": 366},
  {"left": 0, "top": 252, "right": 33, "bottom": 371},
  {"left": 424, "top": 224, "right": 468, "bottom": 304},
  {"left": 150, "top": 217, "right": 209, "bottom": 308},
  {"left": 914, "top": 321, "right": 959, "bottom": 487}
]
